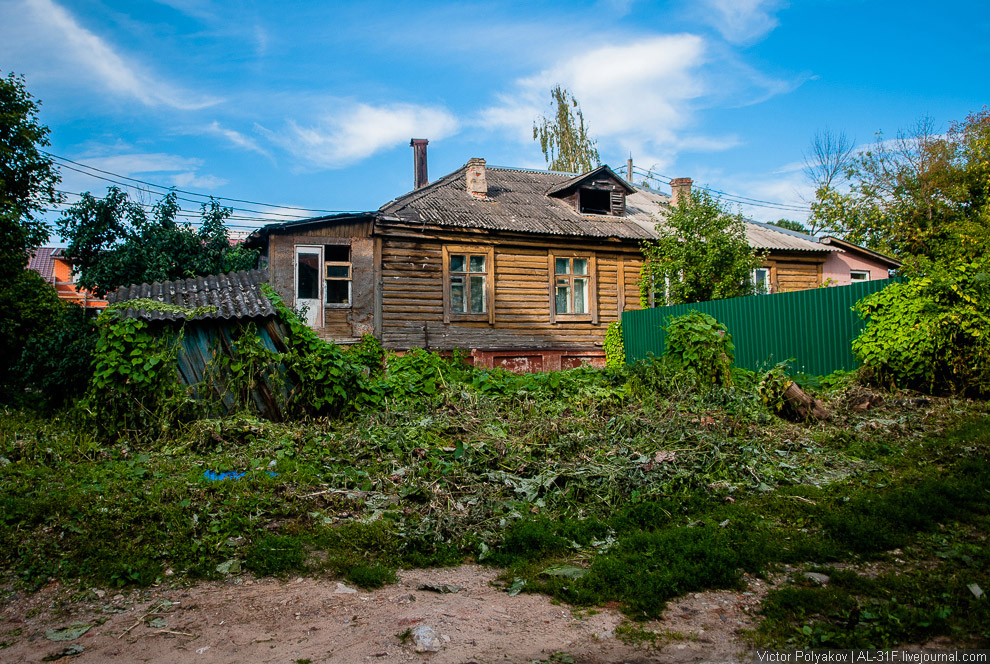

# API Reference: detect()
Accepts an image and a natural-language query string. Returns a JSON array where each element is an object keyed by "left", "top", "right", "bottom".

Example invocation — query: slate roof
[
  {"left": 379, "top": 164, "right": 833, "bottom": 253},
  {"left": 106, "top": 269, "right": 275, "bottom": 322},
  {"left": 27, "top": 247, "right": 57, "bottom": 283},
  {"left": 379, "top": 165, "right": 658, "bottom": 241}
]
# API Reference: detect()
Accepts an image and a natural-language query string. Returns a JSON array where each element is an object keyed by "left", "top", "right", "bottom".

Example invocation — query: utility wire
[
  {"left": 54, "top": 189, "right": 270, "bottom": 230},
  {"left": 631, "top": 166, "right": 810, "bottom": 213},
  {"left": 42, "top": 150, "right": 364, "bottom": 217}
]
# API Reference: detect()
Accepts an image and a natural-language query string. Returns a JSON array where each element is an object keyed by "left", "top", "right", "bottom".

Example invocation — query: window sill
[
  {"left": 553, "top": 314, "right": 594, "bottom": 323},
  {"left": 325, "top": 303, "right": 352, "bottom": 309}
]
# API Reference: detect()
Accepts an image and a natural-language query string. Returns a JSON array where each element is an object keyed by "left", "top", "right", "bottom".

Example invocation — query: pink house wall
[{"left": 822, "top": 251, "right": 893, "bottom": 286}]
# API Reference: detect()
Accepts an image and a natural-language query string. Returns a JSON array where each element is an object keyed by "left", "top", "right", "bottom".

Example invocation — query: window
[
  {"left": 442, "top": 245, "right": 494, "bottom": 323},
  {"left": 324, "top": 244, "right": 351, "bottom": 306},
  {"left": 579, "top": 188, "right": 611, "bottom": 215},
  {"left": 550, "top": 253, "right": 597, "bottom": 323},
  {"left": 555, "top": 257, "right": 589, "bottom": 314},
  {"left": 450, "top": 253, "right": 487, "bottom": 314},
  {"left": 850, "top": 270, "right": 870, "bottom": 282},
  {"left": 753, "top": 267, "right": 771, "bottom": 294},
  {"left": 296, "top": 250, "right": 320, "bottom": 301}
]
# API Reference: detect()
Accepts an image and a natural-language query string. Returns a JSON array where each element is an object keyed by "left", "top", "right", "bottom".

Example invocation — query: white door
[{"left": 294, "top": 246, "right": 322, "bottom": 328}]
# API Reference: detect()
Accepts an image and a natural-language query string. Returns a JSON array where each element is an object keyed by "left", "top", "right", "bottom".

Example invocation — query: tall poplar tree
[{"left": 532, "top": 86, "right": 601, "bottom": 174}]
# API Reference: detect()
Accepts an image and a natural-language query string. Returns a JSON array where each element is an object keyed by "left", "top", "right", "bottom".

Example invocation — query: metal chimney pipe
[{"left": 410, "top": 138, "right": 429, "bottom": 189}]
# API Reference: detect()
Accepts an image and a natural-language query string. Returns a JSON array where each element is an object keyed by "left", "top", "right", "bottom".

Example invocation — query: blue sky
[{"left": 2, "top": 0, "right": 987, "bottom": 233}]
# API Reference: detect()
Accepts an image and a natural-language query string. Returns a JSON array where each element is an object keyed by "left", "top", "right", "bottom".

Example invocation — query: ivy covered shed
[{"left": 105, "top": 269, "right": 292, "bottom": 419}]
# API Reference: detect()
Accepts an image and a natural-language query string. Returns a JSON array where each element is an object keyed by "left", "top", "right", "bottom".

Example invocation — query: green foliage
[
  {"left": 663, "top": 311, "right": 735, "bottom": 387},
  {"left": 852, "top": 259, "right": 990, "bottom": 395},
  {"left": 264, "top": 286, "right": 380, "bottom": 417},
  {"left": 532, "top": 86, "right": 600, "bottom": 173},
  {"left": 56, "top": 188, "right": 258, "bottom": 297},
  {"left": 0, "top": 72, "right": 61, "bottom": 285},
  {"left": 604, "top": 321, "right": 625, "bottom": 369},
  {"left": 768, "top": 219, "right": 809, "bottom": 234},
  {"left": 0, "top": 269, "right": 65, "bottom": 402},
  {"left": 345, "top": 563, "right": 397, "bottom": 589},
  {"left": 345, "top": 334, "right": 386, "bottom": 377},
  {"left": 639, "top": 190, "right": 765, "bottom": 306},
  {"left": 87, "top": 312, "right": 189, "bottom": 438},
  {"left": 15, "top": 304, "right": 98, "bottom": 412},
  {"left": 244, "top": 534, "right": 305, "bottom": 576},
  {"left": 810, "top": 109, "right": 990, "bottom": 263}
]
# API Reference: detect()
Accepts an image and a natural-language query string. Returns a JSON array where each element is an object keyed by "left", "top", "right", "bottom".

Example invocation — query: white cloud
[
  {"left": 267, "top": 102, "right": 459, "bottom": 169},
  {"left": 59, "top": 151, "right": 227, "bottom": 195},
  {"left": 695, "top": 0, "right": 787, "bottom": 44},
  {"left": 170, "top": 172, "right": 228, "bottom": 189},
  {"left": 202, "top": 121, "right": 272, "bottom": 158},
  {"left": 9, "top": 0, "right": 220, "bottom": 110},
  {"left": 480, "top": 33, "right": 796, "bottom": 167},
  {"left": 479, "top": 35, "right": 709, "bottom": 162}
]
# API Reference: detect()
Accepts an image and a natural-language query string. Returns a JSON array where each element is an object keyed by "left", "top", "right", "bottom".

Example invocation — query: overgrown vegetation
[{"left": 2, "top": 305, "right": 988, "bottom": 648}]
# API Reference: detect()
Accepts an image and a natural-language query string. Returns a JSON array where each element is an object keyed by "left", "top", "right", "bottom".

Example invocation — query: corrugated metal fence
[{"left": 621, "top": 278, "right": 899, "bottom": 375}]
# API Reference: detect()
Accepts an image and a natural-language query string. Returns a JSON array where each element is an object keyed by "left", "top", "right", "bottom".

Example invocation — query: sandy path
[{"left": 0, "top": 566, "right": 762, "bottom": 663}]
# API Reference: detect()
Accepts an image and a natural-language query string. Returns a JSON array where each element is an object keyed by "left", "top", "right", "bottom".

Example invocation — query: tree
[
  {"left": 639, "top": 190, "right": 765, "bottom": 306},
  {"left": 0, "top": 72, "right": 64, "bottom": 402},
  {"left": 0, "top": 72, "right": 61, "bottom": 282},
  {"left": 768, "top": 219, "right": 809, "bottom": 234},
  {"left": 532, "top": 86, "right": 600, "bottom": 174},
  {"left": 57, "top": 187, "right": 259, "bottom": 297},
  {"left": 809, "top": 110, "right": 990, "bottom": 262}
]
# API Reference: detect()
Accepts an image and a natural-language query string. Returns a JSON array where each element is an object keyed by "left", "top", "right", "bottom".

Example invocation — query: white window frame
[
  {"left": 850, "top": 270, "right": 870, "bottom": 282},
  {"left": 753, "top": 267, "right": 771, "bottom": 294}
]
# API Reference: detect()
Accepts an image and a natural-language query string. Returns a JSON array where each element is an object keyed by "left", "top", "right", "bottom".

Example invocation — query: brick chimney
[
  {"left": 466, "top": 158, "right": 487, "bottom": 198},
  {"left": 410, "top": 138, "right": 429, "bottom": 189},
  {"left": 670, "top": 177, "right": 693, "bottom": 206}
]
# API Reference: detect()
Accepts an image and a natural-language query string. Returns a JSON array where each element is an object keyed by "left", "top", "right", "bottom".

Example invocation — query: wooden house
[{"left": 245, "top": 156, "right": 857, "bottom": 370}]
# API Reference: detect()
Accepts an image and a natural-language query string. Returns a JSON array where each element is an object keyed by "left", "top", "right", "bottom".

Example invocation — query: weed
[
  {"left": 244, "top": 535, "right": 305, "bottom": 577},
  {"left": 345, "top": 563, "right": 396, "bottom": 589}
]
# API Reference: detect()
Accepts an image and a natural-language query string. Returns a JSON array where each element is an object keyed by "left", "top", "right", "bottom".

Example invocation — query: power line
[
  {"left": 631, "top": 166, "right": 810, "bottom": 213},
  {"left": 54, "top": 189, "right": 271, "bottom": 230},
  {"left": 41, "top": 150, "right": 364, "bottom": 217}
]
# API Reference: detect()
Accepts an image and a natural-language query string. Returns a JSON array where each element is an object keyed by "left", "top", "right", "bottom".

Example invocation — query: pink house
[{"left": 818, "top": 236, "right": 901, "bottom": 286}]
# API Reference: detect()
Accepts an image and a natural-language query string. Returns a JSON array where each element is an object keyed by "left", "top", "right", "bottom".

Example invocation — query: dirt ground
[{"left": 0, "top": 566, "right": 767, "bottom": 664}]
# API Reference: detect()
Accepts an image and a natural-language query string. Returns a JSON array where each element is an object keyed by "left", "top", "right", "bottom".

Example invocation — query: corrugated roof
[
  {"left": 379, "top": 165, "right": 657, "bottom": 240},
  {"left": 27, "top": 247, "right": 57, "bottom": 283},
  {"left": 106, "top": 269, "right": 275, "bottom": 322},
  {"left": 379, "top": 164, "right": 832, "bottom": 252}
]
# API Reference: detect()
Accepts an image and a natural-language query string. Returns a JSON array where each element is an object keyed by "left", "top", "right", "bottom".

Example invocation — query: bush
[
  {"left": 16, "top": 304, "right": 98, "bottom": 412},
  {"left": 853, "top": 260, "right": 990, "bottom": 395},
  {"left": 663, "top": 311, "right": 735, "bottom": 387},
  {"left": 604, "top": 321, "right": 624, "bottom": 369}
]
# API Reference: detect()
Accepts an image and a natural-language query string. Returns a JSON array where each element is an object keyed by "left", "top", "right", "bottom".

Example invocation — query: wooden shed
[{"left": 106, "top": 269, "right": 293, "bottom": 418}]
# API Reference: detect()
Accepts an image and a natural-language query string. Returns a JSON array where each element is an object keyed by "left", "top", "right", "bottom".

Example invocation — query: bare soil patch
[{"left": 0, "top": 566, "right": 765, "bottom": 664}]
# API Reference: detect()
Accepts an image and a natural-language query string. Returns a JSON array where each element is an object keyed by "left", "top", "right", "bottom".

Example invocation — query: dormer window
[
  {"left": 580, "top": 186, "right": 612, "bottom": 215},
  {"left": 546, "top": 165, "right": 634, "bottom": 218}
]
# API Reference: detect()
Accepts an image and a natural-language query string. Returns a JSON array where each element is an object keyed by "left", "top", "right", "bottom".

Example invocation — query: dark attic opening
[{"left": 579, "top": 187, "right": 612, "bottom": 215}]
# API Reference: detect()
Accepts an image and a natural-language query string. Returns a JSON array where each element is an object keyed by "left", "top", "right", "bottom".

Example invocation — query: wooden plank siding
[
  {"left": 379, "top": 236, "right": 643, "bottom": 351},
  {"left": 764, "top": 253, "right": 823, "bottom": 293}
]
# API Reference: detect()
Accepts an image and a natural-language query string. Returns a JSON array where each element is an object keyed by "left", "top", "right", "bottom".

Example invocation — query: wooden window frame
[
  {"left": 548, "top": 251, "right": 598, "bottom": 324},
  {"left": 442, "top": 245, "right": 494, "bottom": 325},
  {"left": 324, "top": 243, "right": 352, "bottom": 309}
]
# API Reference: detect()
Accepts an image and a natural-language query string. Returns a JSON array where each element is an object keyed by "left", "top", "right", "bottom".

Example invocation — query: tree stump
[{"left": 781, "top": 381, "right": 831, "bottom": 421}]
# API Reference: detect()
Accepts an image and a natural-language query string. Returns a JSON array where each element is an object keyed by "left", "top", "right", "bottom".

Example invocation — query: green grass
[{"left": 1, "top": 359, "right": 988, "bottom": 648}]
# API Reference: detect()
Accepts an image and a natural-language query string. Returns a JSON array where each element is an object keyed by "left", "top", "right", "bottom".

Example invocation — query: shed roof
[{"left": 106, "top": 269, "right": 275, "bottom": 322}]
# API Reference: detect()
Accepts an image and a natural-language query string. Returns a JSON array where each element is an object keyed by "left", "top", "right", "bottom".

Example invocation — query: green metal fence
[{"left": 621, "top": 278, "right": 900, "bottom": 375}]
